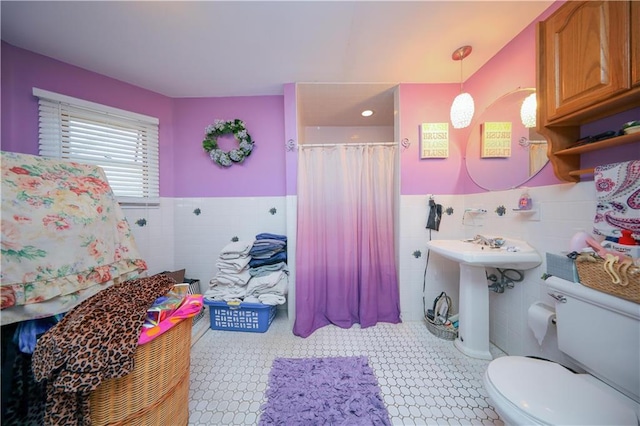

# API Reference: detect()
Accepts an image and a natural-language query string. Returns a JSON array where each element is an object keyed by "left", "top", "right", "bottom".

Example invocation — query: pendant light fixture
[
  {"left": 520, "top": 92, "right": 537, "bottom": 128},
  {"left": 449, "top": 45, "right": 474, "bottom": 129}
]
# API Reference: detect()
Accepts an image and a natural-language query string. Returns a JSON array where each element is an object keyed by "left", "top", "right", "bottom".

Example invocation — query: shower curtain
[{"left": 293, "top": 143, "right": 401, "bottom": 338}]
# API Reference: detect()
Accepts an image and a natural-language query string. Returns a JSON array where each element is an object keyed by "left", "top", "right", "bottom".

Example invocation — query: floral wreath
[{"left": 202, "top": 119, "right": 254, "bottom": 167}]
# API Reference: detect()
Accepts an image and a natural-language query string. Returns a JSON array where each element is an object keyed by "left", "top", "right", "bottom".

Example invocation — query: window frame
[{"left": 33, "top": 88, "right": 160, "bottom": 206}]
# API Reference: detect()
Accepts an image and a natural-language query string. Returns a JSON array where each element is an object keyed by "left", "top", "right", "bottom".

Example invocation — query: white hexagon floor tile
[{"left": 189, "top": 313, "right": 505, "bottom": 426}]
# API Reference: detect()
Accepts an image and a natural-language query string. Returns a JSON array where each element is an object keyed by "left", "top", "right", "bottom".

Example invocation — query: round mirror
[{"left": 465, "top": 88, "right": 549, "bottom": 191}]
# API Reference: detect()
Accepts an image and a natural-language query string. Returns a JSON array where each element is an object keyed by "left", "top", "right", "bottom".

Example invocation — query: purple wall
[
  {"left": 3, "top": 0, "right": 636, "bottom": 199},
  {"left": 1, "top": 42, "right": 177, "bottom": 196},
  {"left": 1, "top": 41, "right": 287, "bottom": 198},
  {"left": 172, "top": 96, "right": 285, "bottom": 197},
  {"left": 398, "top": 83, "right": 467, "bottom": 195}
]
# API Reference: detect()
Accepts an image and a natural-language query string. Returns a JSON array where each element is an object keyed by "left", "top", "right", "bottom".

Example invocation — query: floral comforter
[{"left": 1, "top": 151, "right": 147, "bottom": 325}]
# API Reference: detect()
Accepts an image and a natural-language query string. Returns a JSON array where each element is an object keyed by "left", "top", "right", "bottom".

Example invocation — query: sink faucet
[{"left": 472, "top": 235, "right": 505, "bottom": 248}]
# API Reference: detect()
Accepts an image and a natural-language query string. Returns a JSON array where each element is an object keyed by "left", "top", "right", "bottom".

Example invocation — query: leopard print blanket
[{"left": 32, "top": 274, "right": 175, "bottom": 426}]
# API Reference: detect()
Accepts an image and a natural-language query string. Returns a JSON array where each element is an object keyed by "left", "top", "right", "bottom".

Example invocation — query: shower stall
[{"left": 284, "top": 83, "right": 401, "bottom": 334}]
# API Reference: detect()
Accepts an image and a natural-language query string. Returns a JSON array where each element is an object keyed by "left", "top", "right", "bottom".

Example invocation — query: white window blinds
[{"left": 34, "top": 88, "right": 160, "bottom": 205}]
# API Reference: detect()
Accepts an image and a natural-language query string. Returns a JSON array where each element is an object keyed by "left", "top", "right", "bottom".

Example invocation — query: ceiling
[{"left": 1, "top": 1, "right": 553, "bottom": 126}]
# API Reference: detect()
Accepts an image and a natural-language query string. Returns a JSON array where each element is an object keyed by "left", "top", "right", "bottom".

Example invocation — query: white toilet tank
[{"left": 546, "top": 276, "right": 640, "bottom": 404}]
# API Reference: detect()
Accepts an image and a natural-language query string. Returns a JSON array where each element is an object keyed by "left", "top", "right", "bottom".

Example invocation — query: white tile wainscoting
[{"left": 127, "top": 181, "right": 598, "bottom": 376}]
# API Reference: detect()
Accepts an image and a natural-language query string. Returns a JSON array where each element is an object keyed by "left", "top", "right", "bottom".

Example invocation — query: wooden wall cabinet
[
  {"left": 537, "top": 0, "right": 640, "bottom": 182},
  {"left": 632, "top": 1, "right": 640, "bottom": 87}
]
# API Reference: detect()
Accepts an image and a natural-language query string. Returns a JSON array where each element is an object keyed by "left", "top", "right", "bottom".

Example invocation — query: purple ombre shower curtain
[{"left": 293, "top": 143, "right": 401, "bottom": 338}]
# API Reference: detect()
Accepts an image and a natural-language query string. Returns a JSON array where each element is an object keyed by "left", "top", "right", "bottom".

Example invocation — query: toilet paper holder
[{"left": 546, "top": 292, "right": 564, "bottom": 324}]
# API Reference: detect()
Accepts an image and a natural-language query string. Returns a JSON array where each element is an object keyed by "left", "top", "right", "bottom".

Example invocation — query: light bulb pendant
[
  {"left": 450, "top": 93, "right": 475, "bottom": 129},
  {"left": 520, "top": 92, "right": 537, "bottom": 128},
  {"left": 450, "top": 45, "right": 474, "bottom": 129}
]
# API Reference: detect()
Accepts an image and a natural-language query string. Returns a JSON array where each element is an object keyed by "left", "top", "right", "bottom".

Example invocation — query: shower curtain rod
[{"left": 299, "top": 142, "right": 397, "bottom": 148}]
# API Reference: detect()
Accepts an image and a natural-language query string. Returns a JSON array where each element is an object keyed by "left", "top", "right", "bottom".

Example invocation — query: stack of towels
[
  {"left": 206, "top": 240, "right": 253, "bottom": 301},
  {"left": 249, "top": 233, "right": 287, "bottom": 270},
  {"left": 205, "top": 233, "right": 289, "bottom": 305}
]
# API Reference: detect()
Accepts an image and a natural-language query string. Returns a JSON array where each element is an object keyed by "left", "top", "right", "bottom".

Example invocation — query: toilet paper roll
[{"left": 528, "top": 302, "right": 556, "bottom": 346}]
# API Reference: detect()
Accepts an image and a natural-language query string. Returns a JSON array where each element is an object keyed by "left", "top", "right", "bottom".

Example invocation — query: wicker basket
[
  {"left": 89, "top": 317, "right": 192, "bottom": 426},
  {"left": 425, "top": 317, "right": 458, "bottom": 341},
  {"left": 575, "top": 258, "right": 640, "bottom": 304}
]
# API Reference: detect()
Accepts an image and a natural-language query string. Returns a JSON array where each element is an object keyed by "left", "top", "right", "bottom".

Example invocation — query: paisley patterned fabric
[
  {"left": 1, "top": 151, "right": 147, "bottom": 325},
  {"left": 593, "top": 160, "right": 640, "bottom": 239}
]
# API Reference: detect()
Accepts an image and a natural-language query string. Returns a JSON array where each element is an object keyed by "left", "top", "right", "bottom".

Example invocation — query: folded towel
[
  {"left": 216, "top": 256, "right": 251, "bottom": 272},
  {"left": 219, "top": 252, "right": 248, "bottom": 260},
  {"left": 246, "top": 271, "right": 288, "bottom": 298},
  {"left": 250, "top": 248, "right": 286, "bottom": 260},
  {"left": 219, "top": 240, "right": 254, "bottom": 256},
  {"left": 205, "top": 283, "right": 247, "bottom": 300},
  {"left": 258, "top": 294, "right": 286, "bottom": 305},
  {"left": 249, "top": 240, "right": 286, "bottom": 256},
  {"left": 593, "top": 160, "right": 640, "bottom": 239},
  {"left": 255, "top": 233, "right": 287, "bottom": 242},
  {"left": 249, "top": 262, "right": 289, "bottom": 277},
  {"left": 249, "top": 251, "right": 287, "bottom": 268},
  {"left": 215, "top": 269, "right": 252, "bottom": 286},
  {"left": 251, "top": 239, "right": 287, "bottom": 247}
]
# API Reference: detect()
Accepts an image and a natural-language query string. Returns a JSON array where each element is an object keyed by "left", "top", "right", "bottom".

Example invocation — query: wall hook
[
  {"left": 518, "top": 136, "right": 530, "bottom": 148},
  {"left": 401, "top": 138, "right": 410, "bottom": 150},
  {"left": 285, "top": 139, "right": 296, "bottom": 151}
]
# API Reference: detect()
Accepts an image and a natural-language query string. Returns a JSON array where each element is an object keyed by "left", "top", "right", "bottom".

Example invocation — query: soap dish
[{"left": 512, "top": 208, "right": 541, "bottom": 221}]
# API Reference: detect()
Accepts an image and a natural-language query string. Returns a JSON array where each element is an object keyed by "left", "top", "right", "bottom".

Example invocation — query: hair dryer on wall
[{"left": 426, "top": 198, "right": 442, "bottom": 231}]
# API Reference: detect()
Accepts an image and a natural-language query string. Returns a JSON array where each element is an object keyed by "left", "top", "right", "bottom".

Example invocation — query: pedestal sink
[{"left": 426, "top": 238, "right": 541, "bottom": 360}]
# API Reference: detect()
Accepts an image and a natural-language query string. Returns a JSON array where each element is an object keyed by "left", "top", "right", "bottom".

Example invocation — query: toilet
[{"left": 483, "top": 276, "right": 640, "bottom": 425}]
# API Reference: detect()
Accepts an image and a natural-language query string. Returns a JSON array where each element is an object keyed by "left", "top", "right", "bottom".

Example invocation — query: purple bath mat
[{"left": 259, "top": 356, "right": 391, "bottom": 425}]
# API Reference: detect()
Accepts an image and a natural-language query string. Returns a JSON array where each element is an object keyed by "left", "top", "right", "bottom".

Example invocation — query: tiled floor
[{"left": 189, "top": 313, "right": 505, "bottom": 426}]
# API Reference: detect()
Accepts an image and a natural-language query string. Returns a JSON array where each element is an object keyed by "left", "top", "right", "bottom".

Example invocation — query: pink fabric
[
  {"left": 293, "top": 145, "right": 401, "bottom": 338},
  {"left": 138, "top": 294, "right": 203, "bottom": 345}
]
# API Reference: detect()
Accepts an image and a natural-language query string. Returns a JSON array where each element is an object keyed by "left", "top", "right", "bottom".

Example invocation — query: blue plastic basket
[{"left": 204, "top": 299, "right": 277, "bottom": 333}]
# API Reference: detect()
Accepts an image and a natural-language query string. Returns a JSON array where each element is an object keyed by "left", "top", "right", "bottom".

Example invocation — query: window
[{"left": 34, "top": 88, "right": 159, "bottom": 205}]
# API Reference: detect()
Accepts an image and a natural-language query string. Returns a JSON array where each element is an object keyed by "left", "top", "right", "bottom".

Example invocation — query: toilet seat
[{"left": 484, "top": 356, "right": 638, "bottom": 425}]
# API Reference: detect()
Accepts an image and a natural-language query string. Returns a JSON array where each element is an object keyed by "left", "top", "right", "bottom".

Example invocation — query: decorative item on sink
[{"left": 516, "top": 189, "right": 532, "bottom": 210}]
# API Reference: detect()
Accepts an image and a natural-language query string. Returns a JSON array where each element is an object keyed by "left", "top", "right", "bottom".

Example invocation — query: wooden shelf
[
  {"left": 555, "top": 132, "right": 640, "bottom": 156},
  {"left": 568, "top": 168, "right": 595, "bottom": 177}
]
